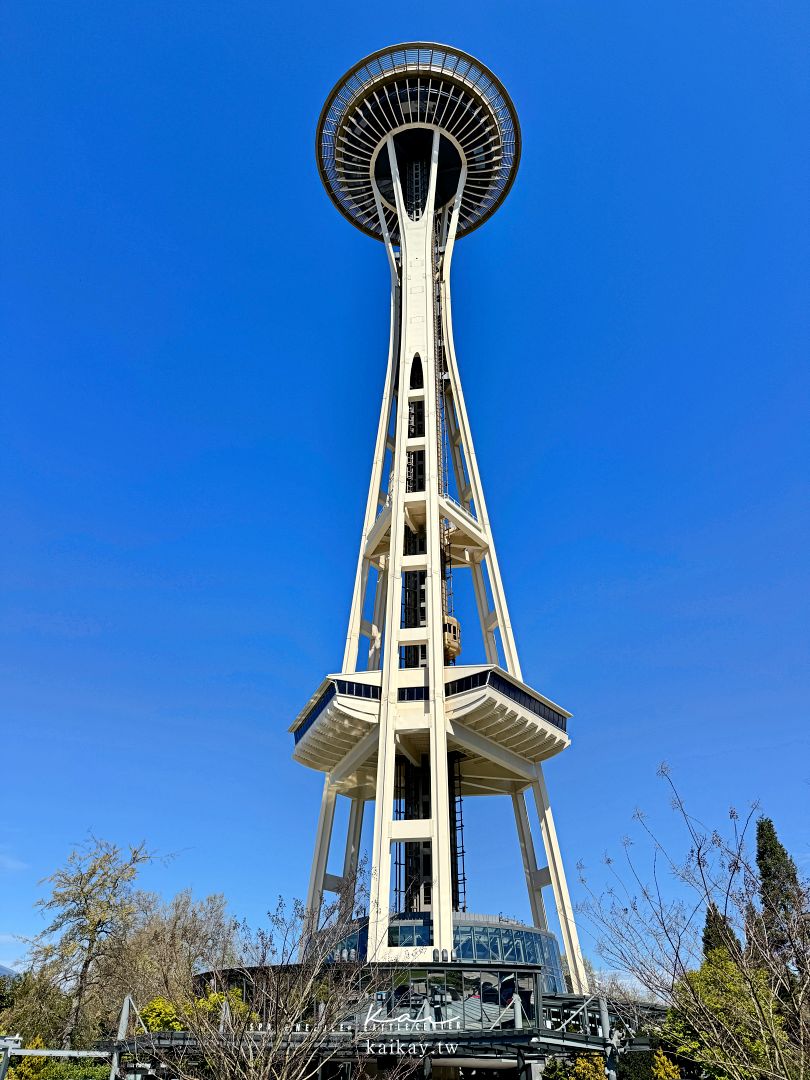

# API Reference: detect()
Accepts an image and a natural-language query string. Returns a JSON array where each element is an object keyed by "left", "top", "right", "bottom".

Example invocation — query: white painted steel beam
[
  {"left": 449, "top": 720, "right": 535, "bottom": 781},
  {"left": 531, "top": 765, "right": 589, "bottom": 993}
]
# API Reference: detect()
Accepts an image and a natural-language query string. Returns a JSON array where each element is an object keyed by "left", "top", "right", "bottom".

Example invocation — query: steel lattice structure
[
  {"left": 293, "top": 42, "right": 589, "bottom": 995},
  {"left": 317, "top": 43, "right": 520, "bottom": 243}
]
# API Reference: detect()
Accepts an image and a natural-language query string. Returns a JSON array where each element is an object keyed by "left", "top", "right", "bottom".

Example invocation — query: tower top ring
[{"left": 316, "top": 43, "right": 521, "bottom": 243}]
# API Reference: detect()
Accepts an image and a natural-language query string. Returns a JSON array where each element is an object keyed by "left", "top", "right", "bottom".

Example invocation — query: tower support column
[
  {"left": 366, "top": 132, "right": 456, "bottom": 962},
  {"left": 512, "top": 791, "right": 549, "bottom": 931},
  {"left": 303, "top": 776, "right": 337, "bottom": 939},
  {"left": 342, "top": 797, "right": 365, "bottom": 884},
  {"left": 530, "top": 767, "right": 588, "bottom": 993}
]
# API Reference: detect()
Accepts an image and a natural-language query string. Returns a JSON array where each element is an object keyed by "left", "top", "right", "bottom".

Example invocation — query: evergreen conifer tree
[
  {"left": 756, "top": 816, "right": 800, "bottom": 958},
  {"left": 701, "top": 902, "right": 739, "bottom": 958}
]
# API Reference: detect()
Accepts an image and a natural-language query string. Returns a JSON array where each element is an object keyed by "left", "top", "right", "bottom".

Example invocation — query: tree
[
  {"left": 0, "top": 970, "right": 71, "bottom": 1048},
  {"left": 140, "top": 996, "right": 183, "bottom": 1032},
  {"left": 756, "top": 817, "right": 803, "bottom": 963},
  {"left": 617, "top": 1052, "right": 653, "bottom": 1080},
  {"left": 649, "top": 1048, "right": 679, "bottom": 1080},
  {"left": 24, "top": 837, "right": 155, "bottom": 1048},
  {"left": 577, "top": 767, "right": 810, "bottom": 1080},
  {"left": 7, "top": 1037, "right": 109, "bottom": 1080},
  {"left": 541, "top": 1058, "right": 571, "bottom": 1080},
  {"left": 99, "top": 889, "right": 239, "bottom": 1011},
  {"left": 663, "top": 948, "right": 787, "bottom": 1078},
  {"left": 0, "top": 975, "right": 15, "bottom": 1015},
  {"left": 701, "top": 902, "right": 739, "bottom": 959},
  {"left": 9, "top": 840, "right": 241, "bottom": 1049},
  {"left": 569, "top": 1054, "right": 607, "bottom": 1080},
  {"left": 129, "top": 879, "right": 421, "bottom": 1080},
  {"left": 5, "top": 1035, "right": 108, "bottom": 1080}
]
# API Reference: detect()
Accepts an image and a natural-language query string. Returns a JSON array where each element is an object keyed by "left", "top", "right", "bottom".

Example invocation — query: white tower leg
[
  {"left": 512, "top": 791, "right": 549, "bottom": 931},
  {"left": 531, "top": 767, "right": 588, "bottom": 992},
  {"left": 303, "top": 777, "right": 337, "bottom": 937}
]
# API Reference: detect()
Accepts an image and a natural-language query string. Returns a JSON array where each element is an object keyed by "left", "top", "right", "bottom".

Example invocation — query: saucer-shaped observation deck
[{"left": 316, "top": 43, "right": 521, "bottom": 243}]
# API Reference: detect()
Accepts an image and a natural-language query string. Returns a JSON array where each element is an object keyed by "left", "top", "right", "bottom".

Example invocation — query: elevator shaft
[{"left": 393, "top": 752, "right": 466, "bottom": 915}]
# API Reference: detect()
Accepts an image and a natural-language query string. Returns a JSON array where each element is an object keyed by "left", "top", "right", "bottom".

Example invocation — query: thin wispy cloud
[
  {"left": 0, "top": 932, "right": 24, "bottom": 971},
  {"left": 0, "top": 852, "right": 29, "bottom": 873}
]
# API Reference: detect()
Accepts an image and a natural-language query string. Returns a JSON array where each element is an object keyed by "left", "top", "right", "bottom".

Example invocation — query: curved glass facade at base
[{"left": 335, "top": 914, "right": 566, "bottom": 996}]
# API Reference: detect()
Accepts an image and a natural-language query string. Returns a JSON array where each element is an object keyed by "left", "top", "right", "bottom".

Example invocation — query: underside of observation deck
[
  {"left": 316, "top": 43, "right": 521, "bottom": 243},
  {"left": 290, "top": 665, "right": 571, "bottom": 800}
]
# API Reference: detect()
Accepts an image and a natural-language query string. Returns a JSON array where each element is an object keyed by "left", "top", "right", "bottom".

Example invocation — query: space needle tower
[{"left": 291, "top": 43, "right": 588, "bottom": 994}]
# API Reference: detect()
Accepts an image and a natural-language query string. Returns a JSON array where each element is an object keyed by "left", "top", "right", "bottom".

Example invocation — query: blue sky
[{"left": 1, "top": 0, "right": 808, "bottom": 969}]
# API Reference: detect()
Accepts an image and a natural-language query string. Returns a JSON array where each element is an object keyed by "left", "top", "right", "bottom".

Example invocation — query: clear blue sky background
[{"left": 2, "top": 1, "right": 808, "bottom": 969}]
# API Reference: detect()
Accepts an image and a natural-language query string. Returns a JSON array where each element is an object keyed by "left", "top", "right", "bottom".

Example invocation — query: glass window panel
[
  {"left": 518, "top": 973, "right": 536, "bottom": 1026},
  {"left": 445, "top": 969, "right": 463, "bottom": 1030},
  {"left": 445, "top": 969, "right": 463, "bottom": 1001},
  {"left": 456, "top": 925, "right": 473, "bottom": 961},
  {"left": 540, "top": 934, "right": 553, "bottom": 965},
  {"left": 479, "top": 970, "right": 500, "bottom": 1029},
  {"left": 410, "top": 969, "right": 427, "bottom": 1011},
  {"left": 513, "top": 930, "right": 525, "bottom": 963},
  {"left": 388, "top": 924, "right": 399, "bottom": 947},
  {"left": 462, "top": 970, "right": 482, "bottom": 1029},
  {"left": 502, "top": 927, "right": 516, "bottom": 962},
  {"left": 428, "top": 969, "right": 446, "bottom": 1024},
  {"left": 586, "top": 1002, "right": 601, "bottom": 1037},
  {"left": 487, "top": 927, "right": 502, "bottom": 961},
  {"left": 543, "top": 933, "right": 564, "bottom": 983},
  {"left": 474, "top": 925, "right": 490, "bottom": 961},
  {"left": 414, "top": 922, "right": 430, "bottom": 947},
  {"left": 391, "top": 969, "right": 410, "bottom": 1013},
  {"left": 398, "top": 923, "right": 415, "bottom": 946},
  {"left": 500, "top": 971, "right": 517, "bottom": 1029},
  {"left": 523, "top": 931, "right": 538, "bottom": 964}
]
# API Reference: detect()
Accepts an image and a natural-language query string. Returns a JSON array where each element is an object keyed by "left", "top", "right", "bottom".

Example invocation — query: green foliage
[
  {"left": 540, "top": 1059, "right": 571, "bottom": 1080},
  {"left": 0, "top": 974, "right": 16, "bottom": 1014},
  {"left": 569, "top": 1054, "right": 606, "bottom": 1080},
  {"left": 190, "top": 987, "right": 253, "bottom": 1025},
  {"left": 7, "top": 1034, "right": 47, "bottom": 1080},
  {"left": 701, "top": 903, "right": 739, "bottom": 959},
  {"left": 617, "top": 1051, "right": 652, "bottom": 1080},
  {"left": 0, "top": 970, "right": 71, "bottom": 1048},
  {"left": 28, "top": 837, "right": 154, "bottom": 1048},
  {"left": 10, "top": 1064, "right": 108, "bottom": 1080},
  {"left": 664, "top": 947, "right": 786, "bottom": 1079},
  {"left": 533, "top": 1056, "right": 610, "bottom": 1080},
  {"left": 4, "top": 1036, "right": 106, "bottom": 1080},
  {"left": 140, "top": 996, "right": 183, "bottom": 1032},
  {"left": 650, "top": 1047, "right": 680, "bottom": 1080},
  {"left": 756, "top": 816, "right": 801, "bottom": 957},
  {"left": 139, "top": 988, "right": 253, "bottom": 1034}
]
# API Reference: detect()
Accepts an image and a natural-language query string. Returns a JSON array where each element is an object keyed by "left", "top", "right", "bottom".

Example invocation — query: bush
[
  {"left": 140, "top": 995, "right": 183, "bottom": 1032},
  {"left": 570, "top": 1054, "right": 607, "bottom": 1080},
  {"left": 650, "top": 1048, "right": 680, "bottom": 1080},
  {"left": 7, "top": 1036, "right": 108, "bottom": 1080}
]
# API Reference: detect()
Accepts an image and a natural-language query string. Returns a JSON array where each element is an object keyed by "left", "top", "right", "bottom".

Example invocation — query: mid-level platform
[{"left": 290, "top": 665, "right": 571, "bottom": 799}]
